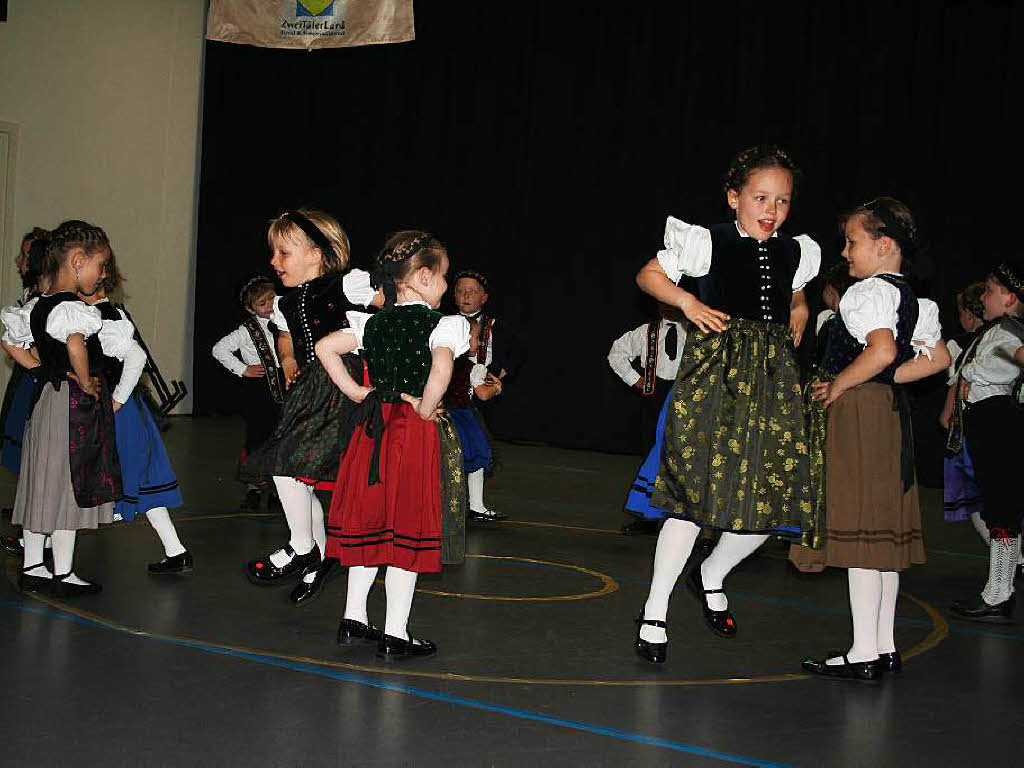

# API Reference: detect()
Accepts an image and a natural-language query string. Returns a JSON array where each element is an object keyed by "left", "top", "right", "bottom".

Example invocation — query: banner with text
[{"left": 207, "top": 0, "right": 414, "bottom": 51}]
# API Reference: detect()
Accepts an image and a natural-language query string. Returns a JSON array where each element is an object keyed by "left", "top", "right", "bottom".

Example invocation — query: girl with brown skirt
[
  {"left": 795, "top": 198, "right": 949, "bottom": 680},
  {"left": 317, "top": 231, "right": 469, "bottom": 660}
]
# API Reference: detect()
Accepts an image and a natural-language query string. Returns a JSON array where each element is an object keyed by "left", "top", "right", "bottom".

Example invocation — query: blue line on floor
[{"left": 0, "top": 597, "right": 790, "bottom": 768}]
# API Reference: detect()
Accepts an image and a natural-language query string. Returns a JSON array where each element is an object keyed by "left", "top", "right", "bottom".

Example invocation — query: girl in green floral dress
[{"left": 633, "top": 146, "right": 820, "bottom": 663}]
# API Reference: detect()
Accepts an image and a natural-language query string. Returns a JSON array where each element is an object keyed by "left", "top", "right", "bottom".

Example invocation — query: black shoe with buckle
[
  {"left": 687, "top": 565, "right": 737, "bottom": 638},
  {"left": 635, "top": 611, "right": 667, "bottom": 663},
  {"left": 52, "top": 572, "right": 102, "bottom": 598},
  {"left": 290, "top": 557, "right": 337, "bottom": 606},
  {"left": 17, "top": 563, "right": 51, "bottom": 593},
  {"left": 951, "top": 593, "right": 1015, "bottom": 623},
  {"left": 377, "top": 634, "right": 437, "bottom": 660},
  {"left": 246, "top": 544, "right": 320, "bottom": 585},
  {"left": 148, "top": 550, "right": 194, "bottom": 575},
  {"left": 878, "top": 651, "right": 902, "bottom": 673},
  {"left": 803, "top": 652, "right": 881, "bottom": 681},
  {"left": 469, "top": 508, "right": 508, "bottom": 522},
  {"left": 337, "top": 618, "right": 384, "bottom": 646}
]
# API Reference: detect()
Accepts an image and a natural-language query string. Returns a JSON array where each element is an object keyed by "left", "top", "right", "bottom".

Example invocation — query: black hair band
[
  {"left": 863, "top": 200, "right": 915, "bottom": 256},
  {"left": 994, "top": 262, "right": 1024, "bottom": 302},
  {"left": 283, "top": 211, "right": 336, "bottom": 264}
]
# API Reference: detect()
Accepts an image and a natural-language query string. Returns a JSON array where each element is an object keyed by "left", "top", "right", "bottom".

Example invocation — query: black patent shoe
[
  {"left": 878, "top": 651, "right": 902, "bottom": 673},
  {"left": 377, "top": 633, "right": 437, "bottom": 660},
  {"left": 148, "top": 550, "right": 194, "bottom": 575},
  {"left": 803, "top": 652, "right": 881, "bottom": 681},
  {"left": 468, "top": 508, "right": 508, "bottom": 522},
  {"left": 52, "top": 572, "right": 102, "bottom": 598},
  {"left": 3, "top": 535, "right": 23, "bottom": 556},
  {"left": 289, "top": 557, "right": 337, "bottom": 606},
  {"left": 687, "top": 565, "right": 737, "bottom": 638},
  {"left": 245, "top": 544, "right": 320, "bottom": 585},
  {"left": 635, "top": 611, "right": 667, "bottom": 663},
  {"left": 239, "top": 488, "right": 261, "bottom": 512},
  {"left": 951, "top": 593, "right": 1015, "bottom": 623},
  {"left": 17, "top": 563, "right": 52, "bottom": 593},
  {"left": 337, "top": 618, "right": 384, "bottom": 646}
]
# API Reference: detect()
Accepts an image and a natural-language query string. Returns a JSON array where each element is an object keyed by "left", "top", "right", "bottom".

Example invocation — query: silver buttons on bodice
[
  {"left": 299, "top": 284, "right": 315, "bottom": 365},
  {"left": 758, "top": 244, "right": 773, "bottom": 321}
]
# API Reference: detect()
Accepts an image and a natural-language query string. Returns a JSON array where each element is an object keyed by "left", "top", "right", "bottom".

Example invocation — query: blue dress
[
  {"left": 0, "top": 365, "right": 37, "bottom": 474},
  {"left": 623, "top": 389, "right": 671, "bottom": 521},
  {"left": 113, "top": 392, "right": 183, "bottom": 521}
]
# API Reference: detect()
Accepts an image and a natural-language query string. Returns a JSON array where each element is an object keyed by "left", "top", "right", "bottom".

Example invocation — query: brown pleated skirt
[{"left": 790, "top": 382, "right": 925, "bottom": 572}]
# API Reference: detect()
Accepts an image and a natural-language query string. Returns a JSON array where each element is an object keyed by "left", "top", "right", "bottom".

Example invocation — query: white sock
[
  {"left": 270, "top": 476, "right": 315, "bottom": 566},
  {"left": 876, "top": 571, "right": 899, "bottom": 655},
  {"left": 699, "top": 532, "right": 769, "bottom": 612},
  {"left": 981, "top": 536, "right": 1020, "bottom": 606},
  {"left": 299, "top": 494, "right": 329, "bottom": 584},
  {"left": 640, "top": 518, "right": 700, "bottom": 643},
  {"left": 145, "top": 508, "right": 186, "bottom": 558},
  {"left": 51, "top": 529, "right": 90, "bottom": 585},
  {"left": 22, "top": 530, "right": 51, "bottom": 578},
  {"left": 468, "top": 468, "right": 486, "bottom": 512},
  {"left": 827, "top": 567, "right": 882, "bottom": 665},
  {"left": 384, "top": 566, "right": 418, "bottom": 641},
  {"left": 343, "top": 565, "right": 379, "bottom": 625},
  {"left": 969, "top": 512, "right": 991, "bottom": 547},
  {"left": 44, "top": 535, "right": 52, "bottom": 549}
]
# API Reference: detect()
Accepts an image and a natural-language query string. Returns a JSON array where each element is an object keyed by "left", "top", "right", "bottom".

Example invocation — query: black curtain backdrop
[{"left": 195, "top": 1, "right": 1022, "bottom": 464}]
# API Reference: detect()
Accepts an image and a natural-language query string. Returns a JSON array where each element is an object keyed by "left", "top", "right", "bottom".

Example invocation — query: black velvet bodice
[
  {"left": 820, "top": 274, "right": 919, "bottom": 383},
  {"left": 29, "top": 293, "right": 104, "bottom": 383},
  {"left": 363, "top": 304, "right": 443, "bottom": 403},
  {"left": 278, "top": 271, "right": 359, "bottom": 367},
  {"left": 687, "top": 223, "right": 801, "bottom": 325}
]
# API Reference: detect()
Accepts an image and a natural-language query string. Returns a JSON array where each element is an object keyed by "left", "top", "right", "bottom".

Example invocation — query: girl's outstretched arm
[
  {"left": 893, "top": 340, "right": 952, "bottom": 384},
  {"left": 636, "top": 259, "right": 729, "bottom": 333},
  {"left": 315, "top": 330, "right": 371, "bottom": 402},
  {"left": 402, "top": 347, "right": 454, "bottom": 420}
]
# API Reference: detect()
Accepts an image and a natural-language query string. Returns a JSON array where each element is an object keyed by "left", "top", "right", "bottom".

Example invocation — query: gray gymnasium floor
[{"left": 1, "top": 417, "right": 1021, "bottom": 767}]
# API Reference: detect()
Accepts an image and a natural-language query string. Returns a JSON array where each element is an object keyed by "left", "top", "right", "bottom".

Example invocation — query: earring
[{"left": 74, "top": 266, "right": 81, "bottom": 277}]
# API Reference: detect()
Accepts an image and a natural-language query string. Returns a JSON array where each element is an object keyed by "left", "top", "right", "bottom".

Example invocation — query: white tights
[
  {"left": 145, "top": 508, "right": 186, "bottom": 557},
  {"left": 826, "top": 568, "right": 898, "bottom": 665},
  {"left": 268, "top": 476, "right": 325, "bottom": 567},
  {"left": 342, "top": 565, "right": 419, "bottom": 640}
]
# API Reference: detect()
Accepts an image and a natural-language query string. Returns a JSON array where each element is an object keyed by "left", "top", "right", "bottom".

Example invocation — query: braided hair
[
  {"left": 843, "top": 197, "right": 919, "bottom": 259},
  {"left": 372, "top": 231, "right": 446, "bottom": 308},
  {"left": 44, "top": 219, "right": 110, "bottom": 282},
  {"left": 723, "top": 145, "right": 802, "bottom": 195}
]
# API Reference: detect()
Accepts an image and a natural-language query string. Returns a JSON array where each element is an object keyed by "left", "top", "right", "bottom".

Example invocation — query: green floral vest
[{"left": 364, "top": 304, "right": 442, "bottom": 403}]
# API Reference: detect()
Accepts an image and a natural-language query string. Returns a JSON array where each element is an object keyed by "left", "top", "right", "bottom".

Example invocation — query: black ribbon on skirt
[
  {"left": 350, "top": 389, "right": 386, "bottom": 486},
  {"left": 892, "top": 385, "right": 915, "bottom": 493}
]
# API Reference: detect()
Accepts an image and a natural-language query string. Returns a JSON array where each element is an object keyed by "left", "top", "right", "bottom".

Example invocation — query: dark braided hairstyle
[
  {"left": 44, "top": 219, "right": 110, "bottom": 282},
  {"left": 372, "top": 231, "right": 446, "bottom": 308},
  {"left": 842, "top": 197, "right": 919, "bottom": 259},
  {"left": 723, "top": 145, "right": 802, "bottom": 195}
]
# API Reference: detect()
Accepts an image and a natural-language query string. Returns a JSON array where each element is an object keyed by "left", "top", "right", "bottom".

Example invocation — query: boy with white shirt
[
  {"left": 212, "top": 276, "right": 283, "bottom": 511},
  {"left": 608, "top": 304, "right": 686, "bottom": 534}
]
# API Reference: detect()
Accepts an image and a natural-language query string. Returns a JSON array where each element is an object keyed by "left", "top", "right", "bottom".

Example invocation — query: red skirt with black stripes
[{"left": 325, "top": 401, "right": 442, "bottom": 573}]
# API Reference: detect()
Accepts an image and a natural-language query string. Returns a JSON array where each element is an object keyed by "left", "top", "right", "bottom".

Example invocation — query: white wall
[{"left": 0, "top": 0, "right": 207, "bottom": 411}]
